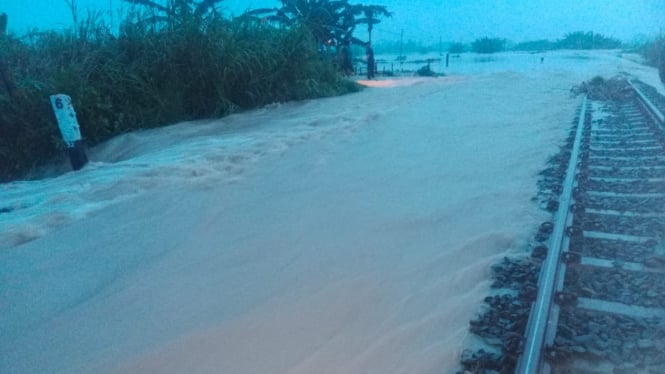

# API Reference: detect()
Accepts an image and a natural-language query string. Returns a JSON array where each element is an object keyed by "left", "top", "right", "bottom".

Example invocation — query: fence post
[{"left": 50, "top": 94, "right": 88, "bottom": 171}]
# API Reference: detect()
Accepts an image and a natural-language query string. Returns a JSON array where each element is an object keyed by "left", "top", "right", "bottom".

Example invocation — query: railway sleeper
[
  {"left": 583, "top": 179, "right": 665, "bottom": 193},
  {"left": 564, "top": 265, "right": 665, "bottom": 308},
  {"left": 590, "top": 149, "right": 664, "bottom": 158},
  {"left": 578, "top": 212, "right": 665, "bottom": 236},
  {"left": 569, "top": 235, "right": 657, "bottom": 254},
  {"left": 587, "top": 167, "right": 665, "bottom": 179},
  {"left": 587, "top": 157, "right": 665, "bottom": 168},
  {"left": 549, "top": 307, "right": 665, "bottom": 373}
]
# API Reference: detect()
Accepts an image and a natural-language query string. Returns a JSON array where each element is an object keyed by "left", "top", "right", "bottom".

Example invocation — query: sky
[{"left": 1, "top": 0, "right": 663, "bottom": 44}]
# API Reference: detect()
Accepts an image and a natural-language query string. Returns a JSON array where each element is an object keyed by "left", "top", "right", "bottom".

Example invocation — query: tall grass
[{"left": 0, "top": 10, "right": 360, "bottom": 182}]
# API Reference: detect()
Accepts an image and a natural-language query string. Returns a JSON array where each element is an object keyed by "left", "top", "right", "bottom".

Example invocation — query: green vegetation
[
  {"left": 0, "top": 0, "right": 393, "bottom": 182},
  {"left": 356, "top": 30, "right": 626, "bottom": 57},
  {"left": 471, "top": 37, "right": 506, "bottom": 54},
  {"left": 448, "top": 42, "right": 465, "bottom": 54},
  {"left": 556, "top": 31, "right": 622, "bottom": 50},
  {"left": 513, "top": 32, "right": 622, "bottom": 52},
  {"left": 512, "top": 39, "right": 556, "bottom": 52},
  {"left": 250, "top": 1, "right": 390, "bottom": 46},
  {"left": 467, "top": 32, "right": 621, "bottom": 54},
  {"left": 369, "top": 30, "right": 624, "bottom": 57},
  {"left": 355, "top": 5, "right": 391, "bottom": 44}
]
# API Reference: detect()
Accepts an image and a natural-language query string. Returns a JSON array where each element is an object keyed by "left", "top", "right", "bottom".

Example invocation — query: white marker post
[{"left": 50, "top": 94, "right": 88, "bottom": 171}]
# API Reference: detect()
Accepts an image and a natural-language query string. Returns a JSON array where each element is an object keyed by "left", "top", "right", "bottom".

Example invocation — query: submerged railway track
[
  {"left": 520, "top": 79, "right": 665, "bottom": 373},
  {"left": 461, "top": 77, "right": 665, "bottom": 374}
]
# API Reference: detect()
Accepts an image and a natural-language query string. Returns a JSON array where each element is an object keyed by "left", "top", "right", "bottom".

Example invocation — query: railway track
[{"left": 517, "top": 79, "right": 665, "bottom": 374}]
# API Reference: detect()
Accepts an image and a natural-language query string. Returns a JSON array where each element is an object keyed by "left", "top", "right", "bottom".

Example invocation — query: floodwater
[{"left": 1, "top": 50, "right": 662, "bottom": 373}]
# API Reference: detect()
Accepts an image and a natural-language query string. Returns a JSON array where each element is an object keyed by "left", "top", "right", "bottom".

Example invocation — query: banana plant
[
  {"left": 246, "top": 0, "right": 388, "bottom": 47},
  {"left": 354, "top": 4, "right": 390, "bottom": 44},
  {"left": 122, "top": 0, "right": 224, "bottom": 29}
]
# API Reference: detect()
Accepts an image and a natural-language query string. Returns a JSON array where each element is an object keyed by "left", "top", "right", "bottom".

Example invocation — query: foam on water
[{"left": 0, "top": 98, "right": 379, "bottom": 249}]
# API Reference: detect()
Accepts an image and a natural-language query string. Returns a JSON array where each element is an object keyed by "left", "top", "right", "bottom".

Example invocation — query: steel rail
[
  {"left": 517, "top": 81, "right": 665, "bottom": 373},
  {"left": 629, "top": 80, "right": 665, "bottom": 126},
  {"left": 516, "top": 96, "right": 587, "bottom": 374}
]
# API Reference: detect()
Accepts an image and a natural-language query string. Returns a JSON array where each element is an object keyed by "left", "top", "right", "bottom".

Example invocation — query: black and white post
[{"left": 50, "top": 94, "right": 88, "bottom": 171}]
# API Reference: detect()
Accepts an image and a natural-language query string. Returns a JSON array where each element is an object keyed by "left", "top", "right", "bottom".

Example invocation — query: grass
[{"left": 0, "top": 10, "right": 361, "bottom": 182}]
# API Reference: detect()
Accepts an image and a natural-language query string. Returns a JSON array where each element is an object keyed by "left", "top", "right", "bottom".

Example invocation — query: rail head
[
  {"left": 629, "top": 80, "right": 665, "bottom": 125},
  {"left": 516, "top": 80, "right": 664, "bottom": 373},
  {"left": 516, "top": 96, "right": 588, "bottom": 374}
]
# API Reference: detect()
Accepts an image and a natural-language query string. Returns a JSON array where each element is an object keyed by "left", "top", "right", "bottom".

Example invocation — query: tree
[
  {"left": 354, "top": 4, "right": 391, "bottom": 44},
  {"left": 556, "top": 31, "right": 621, "bottom": 50},
  {"left": 122, "top": 0, "right": 224, "bottom": 29},
  {"left": 471, "top": 37, "right": 506, "bottom": 54},
  {"left": 248, "top": 1, "right": 389, "bottom": 47},
  {"left": 247, "top": 1, "right": 350, "bottom": 45},
  {"left": 448, "top": 42, "right": 465, "bottom": 54},
  {"left": 512, "top": 39, "right": 555, "bottom": 51}
]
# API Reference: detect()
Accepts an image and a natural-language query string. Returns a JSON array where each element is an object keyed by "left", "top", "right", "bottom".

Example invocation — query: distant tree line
[
  {"left": 473, "top": 32, "right": 623, "bottom": 53},
  {"left": 511, "top": 39, "right": 556, "bottom": 52},
  {"left": 448, "top": 42, "right": 465, "bottom": 54},
  {"left": 474, "top": 32, "right": 622, "bottom": 53},
  {"left": 374, "top": 31, "right": 624, "bottom": 55},
  {"left": 471, "top": 37, "right": 507, "bottom": 54},
  {"left": 514, "top": 31, "right": 622, "bottom": 51}
]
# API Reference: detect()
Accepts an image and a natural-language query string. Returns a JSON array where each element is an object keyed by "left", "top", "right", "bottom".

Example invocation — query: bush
[
  {"left": 471, "top": 37, "right": 506, "bottom": 54},
  {"left": 556, "top": 31, "right": 622, "bottom": 50},
  {"left": 512, "top": 39, "right": 556, "bottom": 51},
  {"left": 0, "top": 11, "right": 360, "bottom": 182},
  {"left": 448, "top": 42, "right": 466, "bottom": 54}
]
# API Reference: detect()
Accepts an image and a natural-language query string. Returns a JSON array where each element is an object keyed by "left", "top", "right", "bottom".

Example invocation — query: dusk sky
[{"left": 2, "top": 0, "right": 663, "bottom": 44}]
